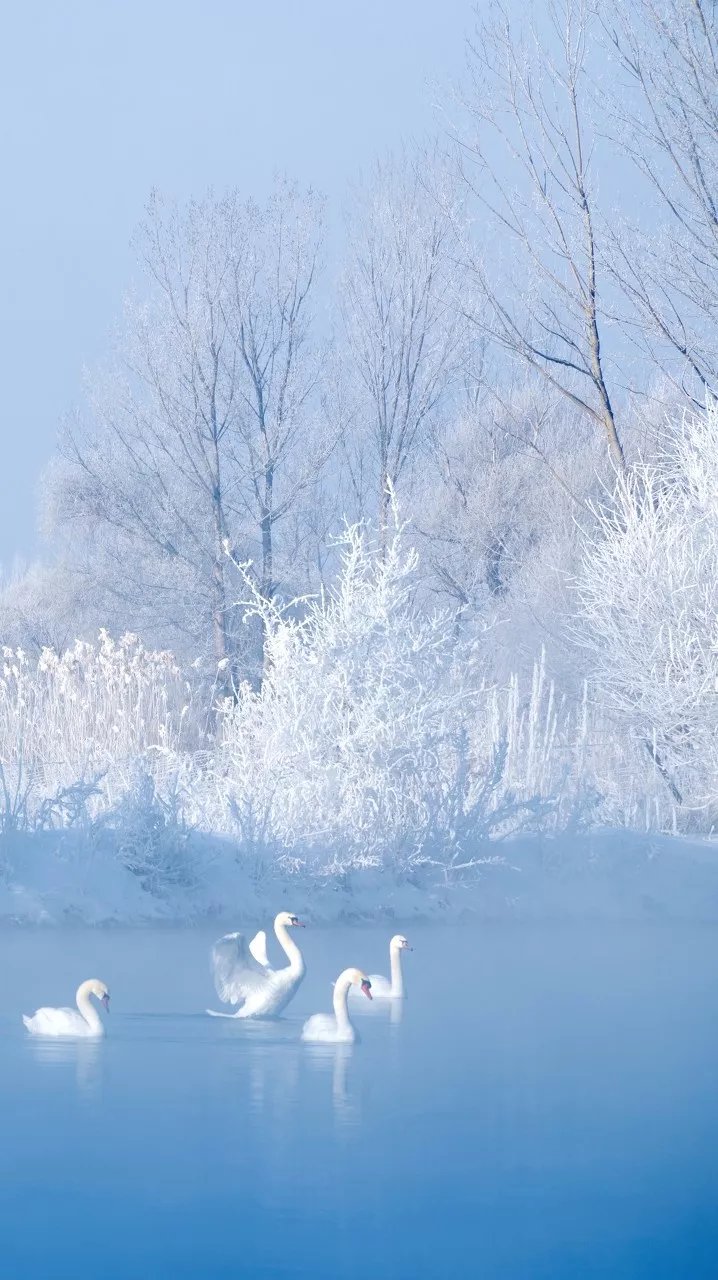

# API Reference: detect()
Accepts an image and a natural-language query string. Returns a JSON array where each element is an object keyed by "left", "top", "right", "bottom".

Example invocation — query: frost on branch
[{"left": 578, "top": 402, "right": 718, "bottom": 818}]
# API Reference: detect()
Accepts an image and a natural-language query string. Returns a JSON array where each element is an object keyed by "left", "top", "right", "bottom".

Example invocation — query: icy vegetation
[
  {"left": 1, "top": 477, "right": 717, "bottom": 923},
  {"left": 2, "top": 1, "right": 718, "bottom": 921},
  {"left": 578, "top": 405, "right": 718, "bottom": 814}
]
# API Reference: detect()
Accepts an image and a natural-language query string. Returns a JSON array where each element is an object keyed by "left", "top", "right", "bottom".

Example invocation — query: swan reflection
[
  {"left": 303, "top": 1044, "right": 359, "bottom": 1128},
  {"left": 26, "top": 1036, "right": 103, "bottom": 1097},
  {"left": 331, "top": 1046, "right": 353, "bottom": 1124},
  {"left": 246, "top": 1037, "right": 301, "bottom": 1116}
]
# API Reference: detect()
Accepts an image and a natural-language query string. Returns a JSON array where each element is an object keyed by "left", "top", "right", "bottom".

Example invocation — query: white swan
[
  {"left": 22, "top": 979, "right": 110, "bottom": 1038},
  {"left": 207, "top": 911, "right": 306, "bottom": 1019},
  {"left": 302, "top": 968, "right": 372, "bottom": 1043},
  {"left": 356, "top": 934, "right": 412, "bottom": 999}
]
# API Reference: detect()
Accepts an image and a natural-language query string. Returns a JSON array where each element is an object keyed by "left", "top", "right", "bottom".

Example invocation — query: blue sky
[{"left": 0, "top": 0, "right": 472, "bottom": 569}]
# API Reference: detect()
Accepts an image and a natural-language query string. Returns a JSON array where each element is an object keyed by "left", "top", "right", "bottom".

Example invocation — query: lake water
[{"left": 0, "top": 921, "right": 716, "bottom": 1278}]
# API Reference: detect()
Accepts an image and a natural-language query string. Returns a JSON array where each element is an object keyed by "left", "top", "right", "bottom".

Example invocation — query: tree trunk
[
  {"left": 378, "top": 468, "right": 390, "bottom": 554},
  {"left": 257, "top": 463, "right": 275, "bottom": 681},
  {"left": 211, "top": 493, "right": 232, "bottom": 699}
]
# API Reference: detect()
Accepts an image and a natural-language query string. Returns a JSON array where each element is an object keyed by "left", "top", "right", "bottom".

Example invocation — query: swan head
[
  {"left": 276, "top": 911, "right": 305, "bottom": 929},
  {"left": 348, "top": 968, "right": 373, "bottom": 1000},
  {"left": 391, "top": 934, "right": 412, "bottom": 951},
  {"left": 80, "top": 979, "right": 110, "bottom": 1011}
]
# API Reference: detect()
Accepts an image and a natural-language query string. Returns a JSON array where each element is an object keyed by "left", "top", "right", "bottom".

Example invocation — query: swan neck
[
  {"left": 333, "top": 975, "right": 353, "bottom": 1034},
  {"left": 76, "top": 987, "right": 102, "bottom": 1033},
  {"left": 390, "top": 945, "right": 405, "bottom": 998},
  {"left": 275, "top": 918, "right": 305, "bottom": 975}
]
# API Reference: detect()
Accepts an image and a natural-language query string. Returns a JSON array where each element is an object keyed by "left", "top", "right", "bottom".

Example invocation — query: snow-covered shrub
[
  {"left": 0, "top": 503, "right": 704, "bottom": 921},
  {"left": 212, "top": 522, "right": 577, "bottom": 876},
  {"left": 99, "top": 767, "right": 196, "bottom": 897},
  {"left": 489, "top": 663, "right": 674, "bottom": 835},
  {"left": 0, "top": 631, "right": 194, "bottom": 829},
  {"left": 578, "top": 402, "right": 718, "bottom": 818}
]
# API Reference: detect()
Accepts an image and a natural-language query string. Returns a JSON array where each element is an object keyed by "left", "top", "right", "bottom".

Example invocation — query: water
[{"left": 0, "top": 921, "right": 716, "bottom": 1278}]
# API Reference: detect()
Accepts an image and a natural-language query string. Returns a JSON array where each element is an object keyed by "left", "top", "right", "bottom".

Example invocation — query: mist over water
[{"left": 1, "top": 922, "right": 716, "bottom": 1278}]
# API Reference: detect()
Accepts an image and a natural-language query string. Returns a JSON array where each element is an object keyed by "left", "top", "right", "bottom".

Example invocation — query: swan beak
[
  {"left": 101, "top": 993, "right": 110, "bottom": 1012},
  {"left": 294, "top": 920, "right": 306, "bottom": 928},
  {"left": 361, "top": 980, "right": 373, "bottom": 1001}
]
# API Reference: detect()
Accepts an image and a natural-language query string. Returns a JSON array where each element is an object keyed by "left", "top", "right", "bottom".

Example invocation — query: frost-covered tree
[
  {"left": 418, "top": 386, "right": 595, "bottom": 594},
  {"left": 338, "top": 154, "right": 470, "bottom": 537},
  {"left": 606, "top": 0, "right": 718, "bottom": 398},
  {"left": 50, "top": 182, "right": 329, "bottom": 681},
  {"left": 0, "top": 560, "right": 93, "bottom": 655},
  {"left": 578, "top": 400, "right": 718, "bottom": 811},
  {"left": 452, "top": 0, "right": 626, "bottom": 470}
]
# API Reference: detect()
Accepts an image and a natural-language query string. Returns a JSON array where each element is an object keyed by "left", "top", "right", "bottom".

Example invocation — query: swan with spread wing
[{"left": 207, "top": 911, "right": 306, "bottom": 1019}]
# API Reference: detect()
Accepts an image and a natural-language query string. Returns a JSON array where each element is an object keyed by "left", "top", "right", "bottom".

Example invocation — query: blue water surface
[{"left": 0, "top": 921, "right": 716, "bottom": 1278}]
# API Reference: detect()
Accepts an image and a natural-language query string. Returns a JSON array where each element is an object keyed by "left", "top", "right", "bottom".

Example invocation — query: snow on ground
[{"left": 2, "top": 828, "right": 717, "bottom": 926}]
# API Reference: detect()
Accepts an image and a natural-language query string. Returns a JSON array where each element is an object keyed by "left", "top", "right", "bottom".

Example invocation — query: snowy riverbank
[{"left": 2, "top": 828, "right": 717, "bottom": 926}]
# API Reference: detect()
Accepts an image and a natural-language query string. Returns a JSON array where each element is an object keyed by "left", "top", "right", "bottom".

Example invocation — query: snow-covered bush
[
  {"left": 578, "top": 402, "right": 718, "bottom": 818},
  {"left": 0, "top": 631, "right": 194, "bottom": 830},
  {"left": 98, "top": 767, "right": 196, "bottom": 896},
  {"left": 0, "top": 504, "right": 703, "bottom": 922},
  {"left": 211, "top": 522, "right": 593, "bottom": 876}
]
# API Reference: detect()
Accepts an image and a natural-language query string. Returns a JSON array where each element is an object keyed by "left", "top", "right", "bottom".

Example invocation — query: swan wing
[
  {"left": 248, "top": 929, "right": 272, "bottom": 971},
  {"left": 301, "top": 1013, "right": 336, "bottom": 1042},
  {"left": 301, "top": 1013, "right": 355, "bottom": 1044},
  {"left": 211, "top": 932, "right": 269, "bottom": 1005},
  {"left": 22, "top": 1005, "right": 90, "bottom": 1036}
]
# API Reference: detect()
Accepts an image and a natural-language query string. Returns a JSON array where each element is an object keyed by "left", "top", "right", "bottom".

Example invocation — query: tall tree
[
  {"left": 338, "top": 154, "right": 470, "bottom": 539},
  {"left": 52, "top": 182, "right": 328, "bottom": 681},
  {"left": 604, "top": 0, "right": 718, "bottom": 399},
  {"left": 452, "top": 0, "right": 626, "bottom": 471}
]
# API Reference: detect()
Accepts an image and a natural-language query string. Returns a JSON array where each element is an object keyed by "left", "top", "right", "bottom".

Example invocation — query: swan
[
  {"left": 22, "top": 979, "right": 110, "bottom": 1038},
  {"left": 357, "top": 934, "right": 412, "bottom": 999},
  {"left": 207, "top": 911, "right": 306, "bottom": 1019},
  {"left": 301, "top": 968, "right": 372, "bottom": 1043}
]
